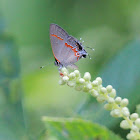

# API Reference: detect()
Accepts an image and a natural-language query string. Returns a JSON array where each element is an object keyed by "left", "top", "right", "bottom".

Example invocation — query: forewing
[
  {"left": 50, "top": 24, "right": 80, "bottom": 67},
  {"left": 50, "top": 24, "right": 69, "bottom": 62}
]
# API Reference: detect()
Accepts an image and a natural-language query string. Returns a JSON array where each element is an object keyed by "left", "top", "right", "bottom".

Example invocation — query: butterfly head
[{"left": 75, "top": 40, "right": 88, "bottom": 59}]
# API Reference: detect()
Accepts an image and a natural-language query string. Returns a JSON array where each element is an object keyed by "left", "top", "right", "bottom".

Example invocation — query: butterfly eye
[{"left": 76, "top": 42, "right": 82, "bottom": 51}]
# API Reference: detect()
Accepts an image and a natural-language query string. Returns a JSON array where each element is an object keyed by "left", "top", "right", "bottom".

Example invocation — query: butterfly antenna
[
  {"left": 40, "top": 66, "right": 45, "bottom": 69},
  {"left": 40, "top": 65, "right": 48, "bottom": 69},
  {"left": 88, "top": 53, "right": 92, "bottom": 59},
  {"left": 85, "top": 46, "right": 95, "bottom": 51}
]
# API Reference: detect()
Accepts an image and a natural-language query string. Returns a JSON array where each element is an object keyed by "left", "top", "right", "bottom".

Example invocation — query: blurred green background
[{"left": 0, "top": 0, "right": 140, "bottom": 139}]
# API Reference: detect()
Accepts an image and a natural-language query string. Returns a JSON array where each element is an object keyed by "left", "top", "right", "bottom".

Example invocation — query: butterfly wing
[
  {"left": 50, "top": 24, "right": 69, "bottom": 63},
  {"left": 50, "top": 24, "right": 82, "bottom": 67},
  {"left": 62, "top": 36, "right": 80, "bottom": 66}
]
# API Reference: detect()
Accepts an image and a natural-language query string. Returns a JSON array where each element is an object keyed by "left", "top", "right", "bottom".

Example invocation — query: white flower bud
[
  {"left": 83, "top": 72, "right": 91, "bottom": 81},
  {"left": 120, "top": 120, "right": 130, "bottom": 129},
  {"left": 96, "top": 77, "right": 102, "bottom": 85},
  {"left": 135, "top": 118, "right": 140, "bottom": 128},
  {"left": 115, "top": 97, "right": 122, "bottom": 104},
  {"left": 131, "top": 125, "right": 139, "bottom": 132},
  {"left": 126, "top": 133, "right": 131, "bottom": 140},
  {"left": 106, "top": 85, "right": 112, "bottom": 93},
  {"left": 61, "top": 67, "right": 68, "bottom": 74},
  {"left": 122, "top": 107, "right": 129, "bottom": 112},
  {"left": 126, "top": 132, "right": 135, "bottom": 140},
  {"left": 120, "top": 98, "right": 129, "bottom": 107},
  {"left": 122, "top": 110, "right": 130, "bottom": 117},
  {"left": 67, "top": 81, "right": 75, "bottom": 87},
  {"left": 90, "top": 89, "right": 99, "bottom": 97},
  {"left": 130, "top": 113, "right": 139, "bottom": 121},
  {"left": 69, "top": 72, "right": 75, "bottom": 79},
  {"left": 79, "top": 78, "right": 85, "bottom": 84},
  {"left": 63, "top": 72, "right": 68, "bottom": 76},
  {"left": 111, "top": 109, "right": 121, "bottom": 117},
  {"left": 62, "top": 76, "right": 69, "bottom": 82},
  {"left": 99, "top": 85, "right": 102, "bottom": 88},
  {"left": 114, "top": 109, "right": 121, "bottom": 117},
  {"left": 74, "top": 70, "right": 80, "bottom": 77},
  {"left": 109, "top": 89, "right": 116, "bottom": 98},
  {"left": 59, "top": 79, "right": 65, "bottom": 85},
  {"left": 100, "top": 87, "right": 107, "bottom": 93},
  {"left": 91, "top": 80, "right": 98, "bottom": 86},
  {"left": 96, "top": 95, "right": 106, "bottom": 103},
  {"left": 108, "top": 97, "right": 114, "bottom": 104},
  {"left": 104, "top": 103, "right": 113, "bottom": 110},
  {"left": 86, "top": 83, "right": 92, "bottom": 90}
]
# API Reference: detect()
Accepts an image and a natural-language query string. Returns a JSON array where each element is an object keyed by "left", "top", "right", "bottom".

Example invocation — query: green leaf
[{"left": 42, "top": 117, "right": 123, "bottom": 140}]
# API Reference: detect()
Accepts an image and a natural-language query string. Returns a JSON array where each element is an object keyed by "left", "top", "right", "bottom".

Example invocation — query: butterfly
[{"left": 50, "top": 24, "right": 88, "bottom": 70}]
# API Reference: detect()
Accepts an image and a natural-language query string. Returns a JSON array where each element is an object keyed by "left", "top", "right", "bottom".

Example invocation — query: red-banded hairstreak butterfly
[{"left": 49, "top": 24, "right": 90, "bottom": 70}]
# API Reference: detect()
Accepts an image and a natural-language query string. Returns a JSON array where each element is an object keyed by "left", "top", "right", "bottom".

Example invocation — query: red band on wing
[
  {"left": 51, "top": 34, "right": 63, "bottom": 40},
  {"left": 50, "top": 42, "right": 60, "bottom": 63},
  {"left": 53, "top": 53, "right": 60, "bottom": 63},
  {"left": 51, "top": 34, "right": 79, "bottom": 62},
  {"left": 51, "top": 34, "right": 63, "bottom": 62},
  {"left": 65, "top": 43, "right": 80, "bottom": 61}
]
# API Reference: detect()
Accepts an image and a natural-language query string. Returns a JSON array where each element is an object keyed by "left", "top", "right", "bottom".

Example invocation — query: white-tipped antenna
[
  {"left": 88, "top": 54, "right": 92, "bottom": 59},
  {"left": 85, "top": 46, "right": 95, "bottom": 60},
  {"left": 80, "top": 38, "right": 84, "bottom": 43},
  {"left": 40, "top": 66, "right": 45, "bottom": 69},
  {"left": 40, "top": 65, "right": 48, "bottom": 69}
]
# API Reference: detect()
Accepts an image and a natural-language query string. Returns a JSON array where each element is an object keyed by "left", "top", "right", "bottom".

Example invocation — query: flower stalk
[{"left": 59, "top": 67, "right": 140, "bottom": 140}]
